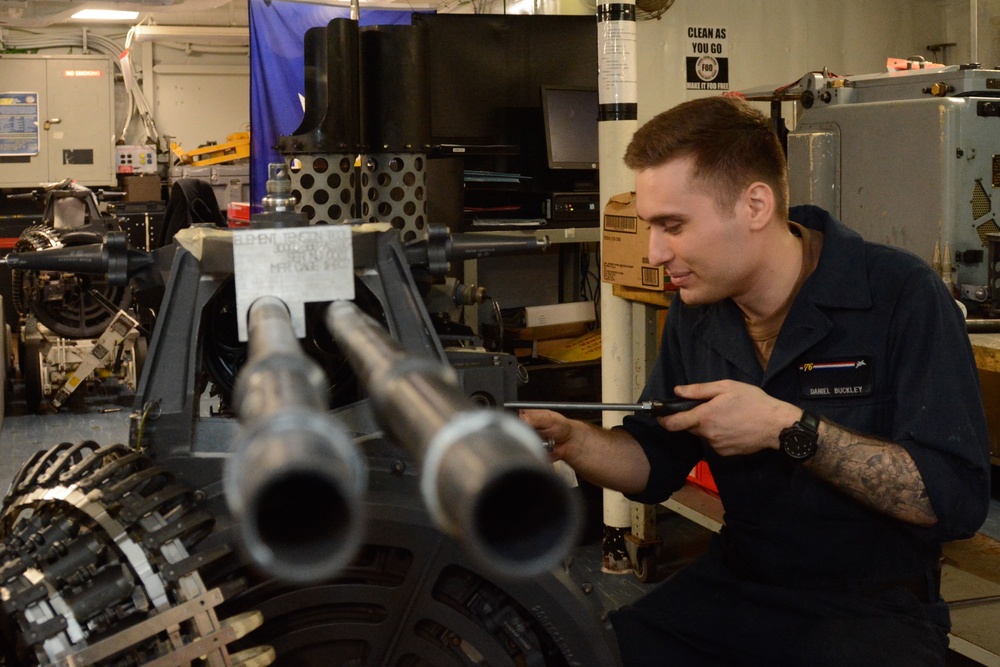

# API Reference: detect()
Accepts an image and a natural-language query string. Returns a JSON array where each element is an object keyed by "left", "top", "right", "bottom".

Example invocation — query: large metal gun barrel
[
  {"left": 402, "top": 224, "right": 551, "bottom": 274},
  {"left": 226, "top": 296, "right": 366, "bottom": 583},
  {"left": 0, "top": 231, "right": 154, "bottom": 286},
  {"left": 325, "top": 299, "right": 581, "bottom": 578}
]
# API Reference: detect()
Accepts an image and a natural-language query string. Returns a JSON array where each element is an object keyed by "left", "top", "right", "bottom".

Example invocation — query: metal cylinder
[
  {"left": 289, "top": 25, "right": 330, "bottom": 139},
  {"left": 226, "top": 297, "right": 366, "bottom": 583},
  {"left": 288, "top": 154, "right": 359, "bottom": 224},
  {"left": 324, "top": 300, "right": 581, "bottom": 579},
  {"left": 256, "top": 163, "right": 308, "bottom": 228},
  {"left": 63, "top": 565, "right": 133, "bottom": 623},
  {"left": 360, "top": 25, "right": 430, "bottom": 241},
  {"left": 967, "top": 318, "right": 1000, "bottom": 333},
  {"left": 279, "top": 18, "right": 363, "bottom": 224},
  {"left": 278, "top": 18, "right": 362, "bottom": 154},
  {"left": 261, "top": 163, "right": 298, "bottom": 215},
  {"left": 360, "top": 25, "right": 430, "bottom": 153},
  {"left": 41, "top": 533, "right": 103, "bottom": 583}
]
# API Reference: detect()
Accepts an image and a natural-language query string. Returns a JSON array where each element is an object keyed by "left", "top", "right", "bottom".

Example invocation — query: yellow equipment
[{"left": 171, "top": 131, "right": 250, "bottom": 167}]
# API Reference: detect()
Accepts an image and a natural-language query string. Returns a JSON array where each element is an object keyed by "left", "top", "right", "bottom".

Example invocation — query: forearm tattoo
[{"left": 806, "top": 421, "right": 938, "bottom": 527}]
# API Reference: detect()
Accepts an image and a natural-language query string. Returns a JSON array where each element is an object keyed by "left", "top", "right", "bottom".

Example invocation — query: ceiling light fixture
[{"left": 71, "top": 9, "right": 141, "bottom": 21}]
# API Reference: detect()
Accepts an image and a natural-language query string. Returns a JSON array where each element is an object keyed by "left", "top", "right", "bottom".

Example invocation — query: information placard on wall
[
  {"left": 685, "top": 27, "right": 729, "bottom": 91},
  {"left": 0, "top": 92, "right": 39, "bottom": 156}
]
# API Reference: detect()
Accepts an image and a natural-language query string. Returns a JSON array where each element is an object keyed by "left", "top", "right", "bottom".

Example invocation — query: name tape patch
[{"left": 798, "top": 358, "right": 873, "bottom": 398}]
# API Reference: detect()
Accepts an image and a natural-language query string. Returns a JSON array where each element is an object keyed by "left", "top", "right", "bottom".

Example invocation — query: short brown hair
[{"left": 623, "top": 96, "right": 789, "bottom": 216}]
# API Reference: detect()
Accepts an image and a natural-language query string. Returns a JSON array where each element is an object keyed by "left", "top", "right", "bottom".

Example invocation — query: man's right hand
[
  {"left": 517, "top": 409, "right": 651, "bottom": 495},
  {"left": 518, "top": 409, "right": 579, "bottom": 463}
]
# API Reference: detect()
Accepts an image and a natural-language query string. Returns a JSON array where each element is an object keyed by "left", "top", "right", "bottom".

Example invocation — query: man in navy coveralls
[{"left": 521, "top": 96, "right": 991, "bottom": 666}]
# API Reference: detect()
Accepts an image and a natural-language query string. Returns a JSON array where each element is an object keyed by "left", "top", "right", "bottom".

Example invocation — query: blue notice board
[{"left": 0, "top": 92, "right": 40, "bottom": 156}]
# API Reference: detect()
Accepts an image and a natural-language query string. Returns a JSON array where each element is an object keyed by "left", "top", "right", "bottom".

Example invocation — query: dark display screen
[{"left": 542, "top": 87, "right": 598, "bottom": 170}]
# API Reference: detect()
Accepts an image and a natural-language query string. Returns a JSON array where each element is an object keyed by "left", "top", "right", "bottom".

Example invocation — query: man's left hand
[{"left": 659, "top": 380, "right": 802, "bottom": 457}]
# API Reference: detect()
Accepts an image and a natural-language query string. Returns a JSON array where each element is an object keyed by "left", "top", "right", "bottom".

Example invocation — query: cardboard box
[
  {"left": 601, "top": 191, "right": 670, "bottom": 291},
  {"left": 508, "top": 321, "right": 590, "bottom": 341},
  {"left": 120, "top": 174, "right": 162, "bottom": 202},
  {"left": 523, "top": 301, "right": 595, "bottom": 328}
]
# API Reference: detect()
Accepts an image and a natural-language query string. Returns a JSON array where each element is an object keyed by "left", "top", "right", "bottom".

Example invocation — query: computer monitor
[{"left": 541, "top": 86, "right": 599, "bottom": 170}]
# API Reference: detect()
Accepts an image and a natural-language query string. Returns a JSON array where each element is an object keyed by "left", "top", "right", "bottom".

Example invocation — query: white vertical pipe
[
  {"left": 142, "top": 44, "right": 155, "bottom": 147},
  {"left": 597, "top": 0, "right": 637, "bottom": 571},
  {"left": 970, "top": 0, "right": 978, "bottom": 64}
]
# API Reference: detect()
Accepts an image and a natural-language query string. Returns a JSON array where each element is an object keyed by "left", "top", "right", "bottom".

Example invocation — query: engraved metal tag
[{"left": 233, "top": 226, "right": 355, "bottom": 341}]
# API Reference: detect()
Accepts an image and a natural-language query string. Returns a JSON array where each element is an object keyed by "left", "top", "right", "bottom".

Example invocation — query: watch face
[{"left": 781, "top": 427, "right": 818, "bottom": 460}]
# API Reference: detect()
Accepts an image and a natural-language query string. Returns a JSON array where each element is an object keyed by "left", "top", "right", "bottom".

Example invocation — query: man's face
[{"left": 634, "top": 157, "right": 753, "bottom": 306}]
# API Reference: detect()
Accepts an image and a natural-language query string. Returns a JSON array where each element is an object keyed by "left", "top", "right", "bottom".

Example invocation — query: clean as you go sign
[{"left": 686, "top": 26, "right": 729, "bottom": 91}]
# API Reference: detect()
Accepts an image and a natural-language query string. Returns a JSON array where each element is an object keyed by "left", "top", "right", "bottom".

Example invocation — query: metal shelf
[
  {"left": 461, "top": 227, "right": 599, "bottom": 333},
  {"left": 464, "top": 226, "right": 599, "bottom": 245}
]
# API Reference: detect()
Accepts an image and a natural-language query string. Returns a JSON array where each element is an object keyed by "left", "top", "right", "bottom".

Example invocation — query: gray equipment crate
[{"left": 168, "top": 163, "right": 250, "bottom": 212}]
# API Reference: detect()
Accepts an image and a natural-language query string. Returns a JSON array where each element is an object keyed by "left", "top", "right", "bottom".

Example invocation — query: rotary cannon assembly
[
  {"left": 0, "top": 211, "right": 617, "bottom": 667},
  {"left": 0, "top": 16, "right": 620, "bottom": 667}
]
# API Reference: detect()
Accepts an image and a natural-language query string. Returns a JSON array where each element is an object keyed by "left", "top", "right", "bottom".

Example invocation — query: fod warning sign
[{"left": 686, "top": 26, "right": 729, "bottom": 90}]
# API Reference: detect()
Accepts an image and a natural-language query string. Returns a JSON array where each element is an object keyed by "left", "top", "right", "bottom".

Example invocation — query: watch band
[
  {"left": 779, "top": 410, "right": 821, "bottom": 461},
  {"left": 798, "top": 410, "right": 820, "bottom": 433}
]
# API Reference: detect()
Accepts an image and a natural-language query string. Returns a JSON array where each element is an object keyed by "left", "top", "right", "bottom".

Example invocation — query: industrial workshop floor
[{"left": 1, "top": 383, "right": 999, "bottom": 666}]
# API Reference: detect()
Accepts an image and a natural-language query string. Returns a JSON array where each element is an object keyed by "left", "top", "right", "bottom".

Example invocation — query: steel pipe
[
  {"left": 130, "top": 25, "right": 250, "bottom": 44},
  {"left": 966, "top": 318, "right": 1000, "bottom": 333},
  {"left": 324, "top": 299, "right": 581, "bottom": 578},
  {"left": 226, "top": 296, "right": 366, "bottom": 583}
]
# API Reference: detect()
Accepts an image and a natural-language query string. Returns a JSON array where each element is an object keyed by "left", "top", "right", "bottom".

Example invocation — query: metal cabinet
[
  {"left": 0, "top": 54, "right": 116, "bottom": 188},
  {"left": 788, "top": 67, "right": 1000, "bottom": 295}
]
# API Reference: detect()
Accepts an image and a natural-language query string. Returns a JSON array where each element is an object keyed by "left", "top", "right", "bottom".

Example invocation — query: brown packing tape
[{"left": 607, "top": 191, "right": 633, "bottom": 207}]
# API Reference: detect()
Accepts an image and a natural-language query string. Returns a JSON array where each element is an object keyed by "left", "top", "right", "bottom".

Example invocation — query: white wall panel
[
  {"left": 634, "top": 0, "right": 931, "bottom": 123},
  {"left": 146, "top": 40, "right": 250, "bottom": 153}
]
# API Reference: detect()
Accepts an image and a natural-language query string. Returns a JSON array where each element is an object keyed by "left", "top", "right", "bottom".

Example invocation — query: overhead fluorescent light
[{"left": 72, "top": 9, "right": 141, "bottom": 21}]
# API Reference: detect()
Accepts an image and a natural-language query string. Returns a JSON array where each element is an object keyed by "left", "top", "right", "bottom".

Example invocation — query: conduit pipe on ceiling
[{"left": 131, "top": 25, "right": 249, "bottom": 44}]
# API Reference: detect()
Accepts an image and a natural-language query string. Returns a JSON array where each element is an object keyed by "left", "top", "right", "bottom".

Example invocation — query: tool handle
[{"left": 647, "top": 399, "right": 704, "bottom": 416}]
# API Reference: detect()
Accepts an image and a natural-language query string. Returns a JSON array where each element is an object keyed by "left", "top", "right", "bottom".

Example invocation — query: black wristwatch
[{"left": 779, "top": 410, "right": 820, "bottom": 461}]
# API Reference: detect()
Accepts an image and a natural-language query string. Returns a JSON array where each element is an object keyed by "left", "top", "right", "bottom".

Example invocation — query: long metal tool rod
[
  {"left": 325, "top": 299, "right": 581, "bottom": 578},
  {"left": 226, "top": 296, "right": 366, "bottom": 583},
  {"left": 505, "top": 399, "right": 703, "bottom": 417}
]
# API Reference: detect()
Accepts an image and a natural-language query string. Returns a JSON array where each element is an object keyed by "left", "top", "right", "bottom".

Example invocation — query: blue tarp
[{"left": 248, "top": 0, "right": 413, "bottom": 205}]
